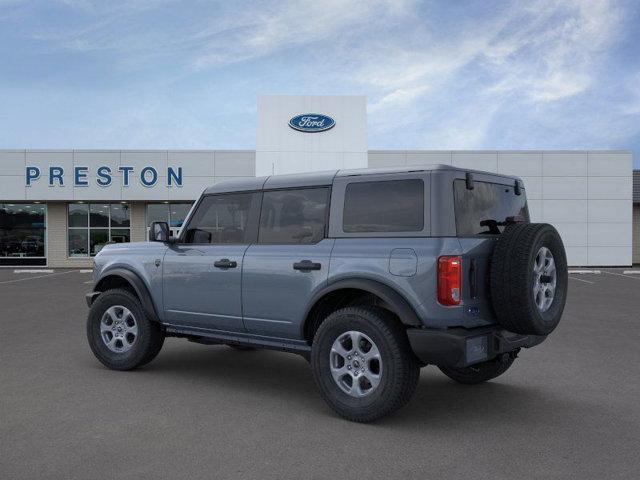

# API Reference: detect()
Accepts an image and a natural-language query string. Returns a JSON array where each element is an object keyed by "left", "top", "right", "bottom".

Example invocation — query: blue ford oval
[{"left": 288, "top": 114, "right": 335, "bottom": 133}]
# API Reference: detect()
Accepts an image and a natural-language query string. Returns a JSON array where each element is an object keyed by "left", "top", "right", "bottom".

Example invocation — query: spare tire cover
[{"left": 490, "top": 223, "right": 568, "bottom": 335}]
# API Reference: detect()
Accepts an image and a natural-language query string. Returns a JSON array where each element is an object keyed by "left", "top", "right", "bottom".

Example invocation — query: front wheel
[
  {"left": 311, "top": 306, "right": 419, "bottom": 423},
  {"left": 87, "top": 288, "right": 164, "bottom": 371}
]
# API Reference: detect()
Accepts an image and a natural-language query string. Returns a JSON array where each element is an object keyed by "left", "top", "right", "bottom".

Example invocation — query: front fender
[{"left": 92, "top": 267, "right": 161, "bottom": 322}]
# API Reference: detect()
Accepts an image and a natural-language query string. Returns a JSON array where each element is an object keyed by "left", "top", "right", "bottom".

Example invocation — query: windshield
[{"left": 453, "top": 179, "right": 529, "bottom": 235}]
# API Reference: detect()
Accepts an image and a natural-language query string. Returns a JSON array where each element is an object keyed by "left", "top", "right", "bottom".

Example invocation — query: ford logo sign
[{"left": 288, "top": 114, "right": 335, "bottom": 133}]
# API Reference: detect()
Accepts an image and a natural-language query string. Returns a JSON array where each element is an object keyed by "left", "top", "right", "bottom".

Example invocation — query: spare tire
[{"left": 490, "top": 223, "right": 567, "bottom": 335}]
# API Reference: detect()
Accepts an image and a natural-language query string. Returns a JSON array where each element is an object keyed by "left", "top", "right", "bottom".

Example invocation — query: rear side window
[
  {"left": 453, "top": 179, "right": 529, "bottom": 235},
  {"left": 183, "top": 193, "right": 255, "bottom": 244},
  {"left": 259, "top": 188, "right": 329, "bottom": 244},
  {"left": 343, "top": 179, "right": 424, "bottom": 233}
]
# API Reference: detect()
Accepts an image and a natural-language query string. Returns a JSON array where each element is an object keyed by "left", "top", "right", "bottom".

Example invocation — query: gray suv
[{"left": 86, "top": 166, "right": 568, "bottom": 422}]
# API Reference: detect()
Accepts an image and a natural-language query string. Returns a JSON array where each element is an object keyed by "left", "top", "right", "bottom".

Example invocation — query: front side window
[
  {"left": 183, "top": 194, "right": 254, "bottom": 244},
  {"left": 258, "top": 188, "right": 329, "bottom": 244},
  {"left": 453, "top": 180, "right": 529, "bottom": 235},
  {"left": 0, "top": 203, "right": 46, "bottom": 259},
  {"left": 68, "top": 203, "right": 131, "bottom": 257},
  {"left": 343, "top": 179, "right": 424, "bottom": 233}
]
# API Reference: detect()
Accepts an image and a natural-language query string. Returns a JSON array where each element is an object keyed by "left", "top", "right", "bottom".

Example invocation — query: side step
[{"left": 164, "top": 324, "right": 312, "bottom": 358}]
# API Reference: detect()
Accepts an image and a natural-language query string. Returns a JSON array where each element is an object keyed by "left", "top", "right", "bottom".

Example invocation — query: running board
[{"left": 164, "top": 324, "right": 312, "bottom": 358}]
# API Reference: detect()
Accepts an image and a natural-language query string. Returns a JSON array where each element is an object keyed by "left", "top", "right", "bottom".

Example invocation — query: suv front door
[
  {"left": 162, "top": 192, "right": 260, "bottom": 332},
  {"left": 242, "top": 187, "right": 333, "bottom": 339}
]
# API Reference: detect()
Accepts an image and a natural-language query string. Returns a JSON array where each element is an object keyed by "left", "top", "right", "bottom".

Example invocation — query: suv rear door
[
  {"left": 242, "top": 186, "right": 333, "bottom": 339},
  {"left": 162, "top": 192, "right": 260, "bottom": 332}
]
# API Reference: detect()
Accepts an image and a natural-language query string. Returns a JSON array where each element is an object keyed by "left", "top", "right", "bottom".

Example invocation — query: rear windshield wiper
[{"left": 479, "top": 216, "right": 526, "bottom": 234}]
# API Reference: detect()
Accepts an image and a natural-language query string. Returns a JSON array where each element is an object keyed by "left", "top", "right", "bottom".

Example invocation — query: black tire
[
  {"left": 311, "top": 306, "right": 419, "bottom": 423},
  {"left": 490, "top": 223, "right": 568, "bottom": 335},
  {"left": 86, "top": 288, "right": 164, "bottom": 371},
  {"left": 439, "top": 353, "right": 516, "bottom": 385}
]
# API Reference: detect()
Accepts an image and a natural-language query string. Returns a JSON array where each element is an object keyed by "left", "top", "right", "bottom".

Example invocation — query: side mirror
[{"left": 150, "top": 221, "right": 170, "bottom": 242}]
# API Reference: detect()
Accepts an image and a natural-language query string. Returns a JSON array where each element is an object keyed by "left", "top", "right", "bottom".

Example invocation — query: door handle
[
  {"left": 293, "top": 260, "right": 321, "bottom": 271},
  {"left": 214, "top": 258, "right": 237, "bottom": 269}
]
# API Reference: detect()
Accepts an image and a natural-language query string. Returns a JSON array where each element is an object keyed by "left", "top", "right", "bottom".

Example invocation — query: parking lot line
[
  {"left": 79, "top": 269, "right": 93, "bottom": 273},
  {"left": 603, "top": 271, "right": 640, "bottom": 281},
  {"left": 570, "top": 276, "right": 594, "bottom": 284},
  {"left": 13, "top": 269, "right": 54, "bottom": 274},
  {"left": 0, "top": 270, "right": 74, "bottom": 285},
  {"left": 622, "top": 270, "right": 640, "bottom": 275},
  {"left": 568, "top": 269, "right": 601, "bottom": 274}
]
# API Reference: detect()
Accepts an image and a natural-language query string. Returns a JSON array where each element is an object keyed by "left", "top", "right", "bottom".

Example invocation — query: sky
[{"left": 0, "top": 0, "right": 639, "bottom": 167}]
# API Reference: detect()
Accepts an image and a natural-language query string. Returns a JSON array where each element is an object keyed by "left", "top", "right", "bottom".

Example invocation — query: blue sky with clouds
[{"left": 1, "top": 0, "right": 639, "bottom": 166}]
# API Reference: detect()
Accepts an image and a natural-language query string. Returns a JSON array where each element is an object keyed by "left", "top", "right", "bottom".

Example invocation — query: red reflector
[{"left": 438, "top": 256, "right": 461, "bottom": 306}]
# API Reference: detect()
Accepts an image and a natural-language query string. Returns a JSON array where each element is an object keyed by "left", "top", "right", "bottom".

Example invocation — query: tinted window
[
  {"left": 343, "top": 179, "right": 424, "bottom": 233},
  {"left": 184, "top": 193, "right": 254, "bottom": 244},
  {"left": 0, "top": 203, "right": 46, "bottom": 258},
  {"left": 454, "top": 180, "right": 529, "bottom": 235},
  {"left": 259, "top": 188, "right": 329, "bottom": 244}
]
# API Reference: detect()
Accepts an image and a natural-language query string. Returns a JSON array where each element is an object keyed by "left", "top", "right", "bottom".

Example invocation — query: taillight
[{"left": 438, "top": 256, "right": 461, "bottom": 306}]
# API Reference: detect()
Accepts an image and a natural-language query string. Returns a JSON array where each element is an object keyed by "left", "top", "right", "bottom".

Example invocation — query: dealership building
[{"left": 0, "top": 95, "right": 635, "bottom": 268}]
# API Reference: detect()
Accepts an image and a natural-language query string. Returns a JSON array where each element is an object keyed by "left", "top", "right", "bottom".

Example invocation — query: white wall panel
[
  {"left": 168, "top": 151, "right": 214, "bottom": 177},
  {"left": 74, "top": 151, "right": 120, "bottom": 173},
  {"left": 368, "top": 152, "right": 405, "bottom": 167},
  {"left": 120, "top": 151, "right": 167, "bottom": 171},
  {"left": 543, "top": 177, "right": 587, "bottom": 199},
  {"left": 542, "top": 152, "right": 587, "bottom": 176},
  {"left": 0, "top": 150, "right": 25, "bottom": 176},
  {"left": 588, "top": 246, "right": 631, "bottom": 266},
  {"left": 588, "top": 200, "right": 631, "bottom": 223},
  {"left": 588, "top": 152, "right": 631, "bottom": 176},
  {"left": 520, "top": 177, "right": 542, "bottom": 199},
  {"left": 73, "top": 177, "right": 121, "bottom": 201},
  {"left": 553, "top": 223, "right": 588, "bottom": 247},
  {"left": 587, "top": 176, "right": 632, "bottom": 199},
  {"left": 565, "top": 246, "right": 588, "bottom": 266},
  {"left": 527, "top": 199, "right": 543, "bottom": 222},
  {"left": 497, "top": 152, "right": 543, "bottom": 177},
  {"left": 587, "top": 223, "right": 632, "bottom": 247},
  {"left": 542, "top": 200, "right": 587, "bottom": 223},
  {"left": 215, "top": 151, "right": 254, "bottom": 176},
  {"left": 406, "top": 151, "right": 452, "bottom": 166}
]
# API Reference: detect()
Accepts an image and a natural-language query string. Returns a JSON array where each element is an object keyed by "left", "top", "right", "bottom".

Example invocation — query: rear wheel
[
  {"left": 87, "top": 288, "right": 164, "bottom": 371},
  {"left": 438, "top": 352, "right": 516, "bottom": 385},
  {"left": 311, "top": 306, "right": 419, "bottom": 423}
]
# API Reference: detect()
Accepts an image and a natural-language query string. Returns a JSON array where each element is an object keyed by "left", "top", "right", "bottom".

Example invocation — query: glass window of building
[
  {"left": 0, "top": 203, "right": 47, "bottom": 265},
  {"left": 68, "top": 203, "right": 131, "bottom": 257},
  {"left": 146, "top": 203, "right": 193, "bottom": 238}
]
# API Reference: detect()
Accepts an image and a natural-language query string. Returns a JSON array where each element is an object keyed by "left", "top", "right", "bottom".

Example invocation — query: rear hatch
[{"left": 453, "top": 177, "right": 529, "bottom": 324}]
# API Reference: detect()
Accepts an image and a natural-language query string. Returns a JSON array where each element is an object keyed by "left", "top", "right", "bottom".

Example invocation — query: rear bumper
[{"left": 407, "top": 325, "right": 546, "bottom": 368}]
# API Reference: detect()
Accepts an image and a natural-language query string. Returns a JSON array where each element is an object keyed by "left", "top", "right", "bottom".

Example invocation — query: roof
[
  {"left": 205, "top": 165, "right": 521, "bottom": 194},
  {"left": 634, "top": 170, "right": 640, "bottom": 203}
]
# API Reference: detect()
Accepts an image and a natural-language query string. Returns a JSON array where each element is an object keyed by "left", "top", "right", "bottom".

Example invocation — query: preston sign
[
  {"left": 25, "top": 165, "right": 183, "bottom": 188},
  {"left": 288, "top": 114, "right": 335, "bottom": 133}
]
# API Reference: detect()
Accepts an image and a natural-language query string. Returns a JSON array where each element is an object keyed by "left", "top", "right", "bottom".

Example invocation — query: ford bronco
[{"left": 86, "top": 166, "right": 567, "bottom": 422}]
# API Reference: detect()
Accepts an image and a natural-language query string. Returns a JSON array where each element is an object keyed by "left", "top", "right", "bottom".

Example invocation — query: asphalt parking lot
[{"left": 1, "top": 268, "right": 639, "bottom": 479}]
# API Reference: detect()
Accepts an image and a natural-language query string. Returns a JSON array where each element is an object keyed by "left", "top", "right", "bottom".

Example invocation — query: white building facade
[{"left": 0, "top": 95, "right": 634, "bottom": 267}]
